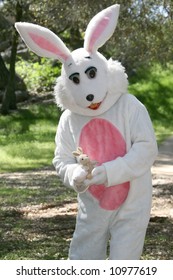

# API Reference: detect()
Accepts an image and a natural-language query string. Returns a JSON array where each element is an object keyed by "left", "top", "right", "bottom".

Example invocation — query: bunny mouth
[
  {"left": 88, "top": 102, "right": 102, "bottom": 110},
  {"left": 87, "top": 93, "right": 107, "bottom": 110},
  {"left": 87, "top": 92, "right": 108, "bottom": 110}
]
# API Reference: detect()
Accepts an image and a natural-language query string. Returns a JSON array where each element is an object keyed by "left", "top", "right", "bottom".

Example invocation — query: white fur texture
[
  {"left": 84, "top": 4, "right": 120, "bottom": 52},
  {"left": 54, "top": 48, "right": 128, "bottom": 116},
  {"left": 15, "top": 22, "right": 71, "bottom": 63},
  {"left": 15, "top": 4, "right": 124, "bottom": 117}
]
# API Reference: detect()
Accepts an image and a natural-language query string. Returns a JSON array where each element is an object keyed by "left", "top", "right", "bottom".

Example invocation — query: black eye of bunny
[
  {"left": 85, "top": 67, "right": 97, "bottom": 79},
  {"left": 69, "top": 73, "right": 80, "bottom": 84}
]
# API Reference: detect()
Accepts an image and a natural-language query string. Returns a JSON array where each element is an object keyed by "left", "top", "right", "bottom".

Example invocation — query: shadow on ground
[
  {"left": 0, "top": 165, "right": 172, "bottom": 260},
  {"left": 0, "top": 206, "right": 76, "bottom": 260}
]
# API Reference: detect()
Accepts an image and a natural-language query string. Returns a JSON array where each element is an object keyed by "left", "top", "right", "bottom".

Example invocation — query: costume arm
[
  {"left": 103, "top": 104, "right": 158, "bottom": 186},
  {"left": 52, "top": 113, "right": 78, "bottom": 188}
]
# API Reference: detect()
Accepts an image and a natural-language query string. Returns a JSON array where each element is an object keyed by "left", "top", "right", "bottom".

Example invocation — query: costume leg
[
  {"left": 69, "top": 221, "right": 109, "bottom": 260},
  {"left": 69, "top": 195, "right": 110, "bottom": 260},
  {"left": 108, "top": 175, "right": 152, "bottom": 260},
  {"left": 109, "top": 218, "right": 148, "bottom": 260}
]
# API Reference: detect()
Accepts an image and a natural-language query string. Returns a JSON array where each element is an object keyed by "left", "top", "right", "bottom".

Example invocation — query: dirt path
[
  {"left": 151, "top": 136, "right": 173, "bottom": 218},
  {"left": 0, "top": 137, "right": 172, "bottom": 259},
  {"left": 0, "top": 136, "right": 172, "bottom": 219}
]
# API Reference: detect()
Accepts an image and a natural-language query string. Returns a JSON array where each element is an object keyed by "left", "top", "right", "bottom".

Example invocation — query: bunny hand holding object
[
  {"left": 15, "top": 4, "right": 158, "bottom": 260},
  {"left": 72, "top": 147, "right": 99, "bottom": 193}
]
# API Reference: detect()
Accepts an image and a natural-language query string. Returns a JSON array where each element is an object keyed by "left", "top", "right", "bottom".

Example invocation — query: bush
[
  {"left": 129, "top": 64, "right": 173, "bottom": 143},
  {"left": 16, "top": 54, "right": 61, "bottom": 93}
]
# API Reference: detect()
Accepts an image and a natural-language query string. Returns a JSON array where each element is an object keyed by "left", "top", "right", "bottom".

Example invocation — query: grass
[
  {"left": 0, "top": 170, "right": 76, "bottom": 260},
  {"left": 129, "top": 64, "right": 173, "bottom": 143},
  {"left": 0, "top": 151, "right": 172, "bottom": 260},
  {"left": 0, "top": 170, "right": 172, "bottom": 260},
  {"left": 0, "top": 102, "right": 61, "bottom": 172},
  {"left": 142, "top": 217, "right": 173, "bottom": 260},
  {"left": 0, "top": 63, "right": 172, "bottom": 259},
  {"left": 1, "top": 64, "right": 172, "bottom": 173}
]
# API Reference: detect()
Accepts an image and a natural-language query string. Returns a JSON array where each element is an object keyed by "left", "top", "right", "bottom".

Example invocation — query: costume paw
[
  {"left": 71, "top": 165, "right": 87, "bottom": 191},
  {"left": 73, "top": 182, "right": 90, "bottom": 193},
  {"left": 84, "top": 165, "right": 107, "bottom": 187}
]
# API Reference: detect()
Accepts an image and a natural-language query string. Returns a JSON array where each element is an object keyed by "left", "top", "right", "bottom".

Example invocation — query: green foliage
[
  {"left": 16, "top": 55, "right": 61, "bottom": 93},
  {"left": 0, "top": 103, "right": 61, "bottom": 172},
  {"left": 0, "top": 63, "right": 173, "bottom": 260},
  {"left": 0, "top": 64, "right": 173, "bottom": 173},
  {"left": 129, "top": 64, "right": 173, "bottom": 143},
  {"left": 1, "top": 0, "right": 173, "bottom": 74}
]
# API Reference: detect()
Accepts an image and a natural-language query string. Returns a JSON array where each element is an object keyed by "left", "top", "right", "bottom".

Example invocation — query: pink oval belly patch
[{"left": 79, "top": 118, "right": 130, "bottom": 210}]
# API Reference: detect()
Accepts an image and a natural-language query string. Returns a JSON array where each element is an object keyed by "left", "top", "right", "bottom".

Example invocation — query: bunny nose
[{"left": 86, "top": 94, "right": 94, "bottom": 102}]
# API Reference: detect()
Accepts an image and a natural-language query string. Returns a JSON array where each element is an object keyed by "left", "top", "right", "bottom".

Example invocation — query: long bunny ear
[
  {"left": 84, "top": 4, "right": 120, "bottom": 53},
  {"left": 15, "top": 22, "right": 71, "bottom": 63},
  {"left": 72, "top": 147, "right": 83, "bottom": 157},
  {"left": 77, "top": 147, "right": 83, "bottom": 154},
  {"left": 72, "top": 151, "right": 80, "bottom": 157}
]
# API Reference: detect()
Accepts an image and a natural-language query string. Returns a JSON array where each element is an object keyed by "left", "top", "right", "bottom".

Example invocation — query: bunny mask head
[{"left": 15, "top": 4, "right": 128, "bottom": 117}]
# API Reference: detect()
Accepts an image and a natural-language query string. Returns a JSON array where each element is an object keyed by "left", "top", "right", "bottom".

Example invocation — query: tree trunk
[
  {"left": 1, "top": 37, "right": 18, "bottom": 113},
  {"left": 1, "top": 1, "right": 23, "bottom": 115},
  {"left": 0, "top": 54, "right": 9, "bottom": 89}
]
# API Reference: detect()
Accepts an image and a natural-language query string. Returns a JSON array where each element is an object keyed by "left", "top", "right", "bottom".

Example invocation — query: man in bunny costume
[{"left": 15, "top": 4, "right": 158, "bottom": 260}]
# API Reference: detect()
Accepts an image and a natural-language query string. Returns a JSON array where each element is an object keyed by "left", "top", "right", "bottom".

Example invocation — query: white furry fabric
[
  {"left": 15, "top": 4, "right": 158, "bottom": 260},
  {"left": 54, "top": 49, "right": 128, "bottom": 116}
]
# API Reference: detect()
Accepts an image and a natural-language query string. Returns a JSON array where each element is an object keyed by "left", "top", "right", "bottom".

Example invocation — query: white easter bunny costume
[{"left": 15, "top": 4, "right": 158, "bottom": 260}]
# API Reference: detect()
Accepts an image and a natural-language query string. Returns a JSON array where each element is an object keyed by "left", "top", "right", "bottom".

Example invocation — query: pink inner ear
[
  {"left": 88, "top": 11, "right": 111, "bottom": 52},
  {"left": 29, "top": 32, "right": 69, "bottom": 61}
]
